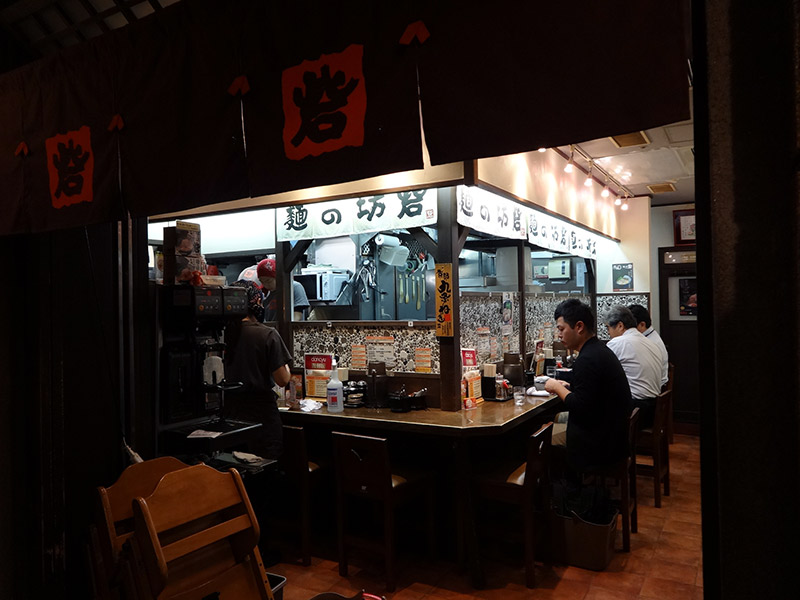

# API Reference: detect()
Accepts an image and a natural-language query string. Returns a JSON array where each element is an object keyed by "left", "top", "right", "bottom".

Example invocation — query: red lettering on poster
[
  {"left": 282, "top": 44, "right": 366, "bottom": 160},
  {"left": 45, "top": 125, "right": 94, "bottom": 209}
]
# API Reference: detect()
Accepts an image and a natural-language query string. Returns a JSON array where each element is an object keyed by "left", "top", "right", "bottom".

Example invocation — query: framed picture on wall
[{"left": 673, "top": 209, "right": 696, "bottom": 245}]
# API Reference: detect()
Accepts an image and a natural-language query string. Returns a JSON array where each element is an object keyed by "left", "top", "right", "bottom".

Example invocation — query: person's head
[
  {"left": 628, "top": 304, "right": 651, "bottom": 333},
  {"left": 553, "top": 299, "right": 595, "bottom": 351},
  {"left": 256, "top": 258, "right": 277, "bottom": 292},
  {"left": 231, "top": 279, "right": 265, "bottom": 321},
  {"left": 605, "top": 305, "right": 637, "bottom": 338}
]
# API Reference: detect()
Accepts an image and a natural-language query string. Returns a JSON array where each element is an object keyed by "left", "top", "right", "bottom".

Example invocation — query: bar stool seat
[
  {"left": 332, "top": 431, "right": 435, "bottom": 592},
  {"left": 636, "top": 390, "right": 671, "bottom": 507},
  {"left": 472, "top": 422, "right": 553, "bottom": 588}
]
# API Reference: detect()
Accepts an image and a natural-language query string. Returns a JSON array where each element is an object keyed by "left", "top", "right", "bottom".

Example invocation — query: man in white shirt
[
  {"left": 629, "top": 304, "right": 669, "bottom": 389},
  {"left": 605, "top": 306, "right": 663, "bottom": 429}
]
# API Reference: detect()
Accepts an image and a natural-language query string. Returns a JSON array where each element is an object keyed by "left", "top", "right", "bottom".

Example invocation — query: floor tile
[
  {"left": 639, "top": 575, "right": 697, "bottom": 599},
  {"left": 272, "top": 434, "right": 702, "bottom": 600}
]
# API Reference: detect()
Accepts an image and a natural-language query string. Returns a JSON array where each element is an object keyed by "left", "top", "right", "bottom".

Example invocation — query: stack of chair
[
  {"left": 89, "top": 456, "right": 190, "bottom": 599},
  {"left": 90, "top": 457, "right": 276, "bottom": 599},
  {"left": 129, "top": 463, "right": 273, "bottom": 599}
]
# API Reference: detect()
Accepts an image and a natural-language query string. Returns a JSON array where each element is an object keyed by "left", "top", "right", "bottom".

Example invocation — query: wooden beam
[
  {"left": 436, "top": 188, "right": 462, "bottom": 412},
  {"left": 284, "top": 239, "right": 312, "bottom": 272},
  {"left": 76, "top": 0, "right": 111, "bottom": 33},
  {"left": 408, "top": 227, "right": 438, "bottom": 258}
]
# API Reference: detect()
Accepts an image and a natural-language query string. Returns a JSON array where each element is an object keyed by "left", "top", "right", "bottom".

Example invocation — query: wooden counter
[{"left": 278, "top": 395, "right": 560, "bottom": 437}]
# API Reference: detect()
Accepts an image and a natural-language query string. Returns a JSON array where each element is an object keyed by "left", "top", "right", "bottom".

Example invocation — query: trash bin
[
  {"left": 547, "top": 508, "right": 618, "bottom": 571},
  {"left": 267, "top": 572, "right": 287, "bottom": 600}
]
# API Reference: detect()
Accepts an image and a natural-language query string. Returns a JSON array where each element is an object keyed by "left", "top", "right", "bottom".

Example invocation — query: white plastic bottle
[{"left": 326, "top": 361, "right": 344, "bottom": 413}]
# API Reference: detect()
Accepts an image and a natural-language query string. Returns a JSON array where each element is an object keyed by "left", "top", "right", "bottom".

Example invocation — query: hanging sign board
[
  {"left": 435, "top": 263, "right": 454, "bottom": 337},
  {"left": 456, "top": 185, "right": 600, "bottom": 259},
  {"left": 277, "top": 189, "right": 437, "bottom": 241}
]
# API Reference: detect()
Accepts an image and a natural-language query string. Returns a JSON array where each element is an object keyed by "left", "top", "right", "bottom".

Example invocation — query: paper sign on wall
[{"left": 435, "top": 263, "right": 454, "bottom": 337}]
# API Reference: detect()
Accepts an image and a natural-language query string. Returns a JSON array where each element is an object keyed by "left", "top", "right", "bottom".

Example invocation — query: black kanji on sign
[
  {"left": 52, "top": 138, "right": 90, "bottom": 199},
  {"left": 357, "top": 196, "right": 385, "bottom": 221},
  {"left": 322, "top": 208, "right": 342, "bottom": 225},
  {"left": 290, "top": 65, "right": 359, "bottom": 148},
  {"left": 285, "top": 206, "right": 309, "bottom": 231},
  {"left": 397, "top": 190, "right": 424, "bottom": 219}
]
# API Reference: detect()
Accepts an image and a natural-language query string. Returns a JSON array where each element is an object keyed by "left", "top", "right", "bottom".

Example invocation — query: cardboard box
[{"left": 163, "top": 221, "right": 203, "bottom": 284}]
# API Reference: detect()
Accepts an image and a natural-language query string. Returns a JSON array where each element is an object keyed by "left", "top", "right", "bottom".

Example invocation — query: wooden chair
[
  {"left": 279, "top": 425, "right": 327, "bottom": 566},
  {"left": 130, "top": 463, "right": 272, "bottom": 599},
  {"left": 332, "top": 431, "right": 435, "bottom": 592},
  {"left": 581, "top": 407, "right": 640, "bottom": 552},
  {"left": 472, "top": 422, "right": 553, "bottom": 588},
  {"left": 665, "top": 362, "right": 675, "bottom": 443},
  {"left": 636, "top": 390, "right": 671, "bottom": 508},
  {"left": 91, "top": 456, "right": 190, "bottom": 599}
]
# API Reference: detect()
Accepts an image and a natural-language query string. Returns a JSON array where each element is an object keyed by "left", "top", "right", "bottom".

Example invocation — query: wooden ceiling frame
[{"left": 1, "top": 0, "right": 167, "bottom": 56}]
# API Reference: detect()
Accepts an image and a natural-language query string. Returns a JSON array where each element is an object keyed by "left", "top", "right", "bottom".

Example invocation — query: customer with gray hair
[{"left": 605, "top": 305, "right": 663, "bottom": 428}]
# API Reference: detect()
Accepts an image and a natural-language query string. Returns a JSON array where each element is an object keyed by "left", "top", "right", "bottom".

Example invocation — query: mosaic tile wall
[
  {"left": 525, "top": 293, "right": 592, "bottom": 352},
  {"left": 595, "top": 293, "right": 651, "bottom": 340},
  {"left": 293, "top": 323, "right": 440, "bottom": 373},
  {"left": 460, "top": 293, "right": 520, "bottom": 359}
]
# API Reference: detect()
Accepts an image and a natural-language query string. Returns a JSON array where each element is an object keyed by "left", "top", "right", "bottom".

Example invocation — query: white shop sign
[
  {"left": 456, "top": 185, "right": 599, "bottom": 259},
  {"left": 277, "top": 189, "right": 437, "bottom": 241}
]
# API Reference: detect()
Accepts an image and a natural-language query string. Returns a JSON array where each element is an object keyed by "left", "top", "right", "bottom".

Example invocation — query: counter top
[{"left": 279, "top": 395, "right": 560, "bottom": 437}]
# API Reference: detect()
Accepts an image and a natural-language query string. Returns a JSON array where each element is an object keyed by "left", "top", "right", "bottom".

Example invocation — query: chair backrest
[
  {"left": 96, "top": 456, "right": 190, "bottom": 567},
  {"left": 281, "top": 425, "right": 310, "bottom": 483},
  {"left": 666, "top": 362, "right": 675, "bottom": 393},
  {"left": 653, "top": 390, "right": 671, "bottom": 438},
  {"left": 131, "top": 463, "right": 262, "bottom": 597},
  {"left": 628, "top": 407, "right": 640, "bottom": 460},
  {"left": 332, "top": 431, "right": 393, "bottom": 500},
  {"left": 524, "top": 422, "right": 553, "bottom": 493}
]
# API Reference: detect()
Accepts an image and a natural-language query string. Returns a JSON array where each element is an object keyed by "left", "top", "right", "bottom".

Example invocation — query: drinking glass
[
  {"left": 546, "top": 366, "right": 557, "bottom": 379},
  {"left": 513, "top": 386, "right": 526, "bottom": 406}
]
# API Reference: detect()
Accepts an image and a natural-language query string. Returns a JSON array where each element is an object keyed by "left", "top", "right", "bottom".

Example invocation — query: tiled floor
[{"left": 268, "top": 434, "right": 702, "bottom": 600}]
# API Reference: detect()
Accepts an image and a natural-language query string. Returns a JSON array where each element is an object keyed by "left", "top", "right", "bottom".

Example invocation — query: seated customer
[
  {"left": 545, "top": 299, "right": 632, "bottom": 471},
  {"left": 605, "top": 306, "right": 663, "bottom": 429},
  {"left": 628, "top": 303, "right": 669, "bottom": 389}
]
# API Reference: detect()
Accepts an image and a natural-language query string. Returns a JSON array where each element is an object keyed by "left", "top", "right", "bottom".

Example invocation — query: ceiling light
[
  {"left": 614, "top": 195, "right": 622, "bottom": 206},
  {"left": 537, "top": 147, "right": 547, "bottom": 153},
  {"left": 621, "top": 198, "right": 630, "bottom": 211},
  {"left": 564, "top": 145, "right": 575, "bottom": 173},
  {"left": 584, "top": 162, "right": 593, "bottom": 187},
  {"left": 601, "top": 180, "right": 610, "bottom": 198}
]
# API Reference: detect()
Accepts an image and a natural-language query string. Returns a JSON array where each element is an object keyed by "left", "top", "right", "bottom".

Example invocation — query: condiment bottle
[{"left": 327, "top": 361, "right": 344, "bottom": 413}]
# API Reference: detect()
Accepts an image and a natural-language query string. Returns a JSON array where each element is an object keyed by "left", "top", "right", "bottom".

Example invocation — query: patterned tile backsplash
[
  {"left": 460, "top": 293, "right": 520, "bottom": 360},
  {"left": 595, "top": 293, "right": 651, "bottom": 340},
  {"left": 524, "top": 293, "right": 592, "bottom": 352},
  {"left": 290, "top": 292, "right": 643, "bottom": 373},
  {"left": 293, "top": 323, "right": 440, "bottom": 373}
]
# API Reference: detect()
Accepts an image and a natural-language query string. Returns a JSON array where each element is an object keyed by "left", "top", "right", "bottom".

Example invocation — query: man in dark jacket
[{"left": 545, "top": 299, "right": 632, "bottom": 471}]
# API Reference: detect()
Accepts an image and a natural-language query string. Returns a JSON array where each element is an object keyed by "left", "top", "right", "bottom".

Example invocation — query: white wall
[
  {"left": 596, "top": 197, "right": 652, "bottom": 293},
  {"left": 649, "top": 203, "right": 694, "bottom": 329},
  {"left": 476, "top": 150, "right": 620, "bottom": 238}
]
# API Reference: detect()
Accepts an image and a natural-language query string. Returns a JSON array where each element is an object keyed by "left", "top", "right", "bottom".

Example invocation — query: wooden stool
[
  {"left": 332, "top": 431, "right": 435, "bottom": 592},
  {"left": 581, "top": 407, "right": 640, "bottom": 552},
  {"left": 472, "top": 422, "right": 553, "bottom": 588},
  {"left": 280, "top": 425, "right": 327, "bottom": 566},
  {"left": 636, "top": 391, "right": 671, "bottom": 508}
]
